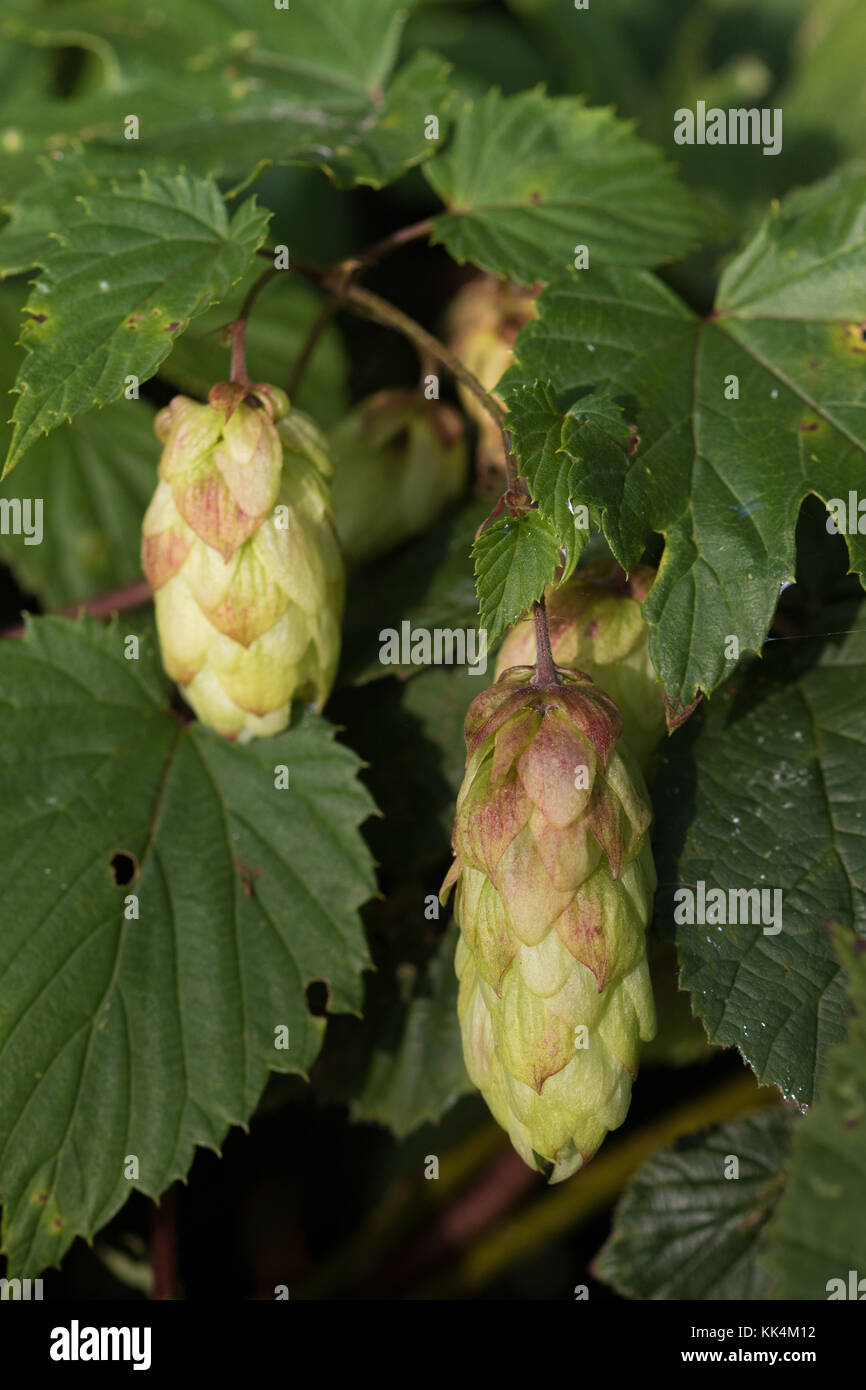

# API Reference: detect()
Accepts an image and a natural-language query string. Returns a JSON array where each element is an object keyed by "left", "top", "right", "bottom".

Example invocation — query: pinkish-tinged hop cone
[
  {"left": 142, "top": 382, "right": 344, "bottom": 739},
  {"left": 495, "top": 561, "right": 666, "bottom": 775},
  {"left": 440, "top": 667, "right": 657, "bottom": 1181}
]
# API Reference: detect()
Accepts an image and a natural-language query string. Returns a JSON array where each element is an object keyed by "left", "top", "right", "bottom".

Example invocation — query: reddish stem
[
  {"left": 1, "top": 578, "right": 153, "bottom": 639},
  {"left": 353, "top": 216, "right": 435, "bottom": 269},
  {"left": 364, "top": 1149, "right": 537, "bottom": 1297},
  {"left": 228, "top": 264, "right": 282, "bottom": 387},
  {"left": 230, "top": 318, "right": 249, "bottom": 387},
  {"left": 149, "top": 1187, "right": 178, "bottom": 1300},
  {"left": 530, "top": 595, "right": 561, "bottom": 687}
]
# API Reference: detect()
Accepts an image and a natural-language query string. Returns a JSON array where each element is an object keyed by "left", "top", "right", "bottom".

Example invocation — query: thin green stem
[
  {"left": 286, "top": 293, "right": 341, "bottom": 399},
  {"left": 331, "top": 278, "right": 509, "bottom": 442},
  {"left": 256, "top": 243, "right": 523, "bottom": 503}
]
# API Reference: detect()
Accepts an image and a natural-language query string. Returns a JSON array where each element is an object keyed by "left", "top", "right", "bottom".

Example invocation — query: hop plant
[
  {"left": 328, "top": 390, "right": 467, "bottom": 564},
  {"left": 141, "top": 380, "right": 344, "bottom": 740},
  {"left": 446, "top": 274, "right": 537, "bottom": 491},
  {"left": 440, "top": 666, "right": 657, "bottom": 1182},
  {"left": 495, "top": 561, "right": 666, "bottom": 775}
]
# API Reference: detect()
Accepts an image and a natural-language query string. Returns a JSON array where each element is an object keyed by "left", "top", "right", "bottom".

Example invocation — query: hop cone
[
  {"left": 329, "top": 390, "right": 467, "bottom": 565},
  {"left": 441, "top": 667, "right": 657, "bottom": 1181},
  {"left": 141, "top": 380, "right": 343, "bottom": 739},
  {"left": 447, "top": 274, "right": 537, "bottom": 491},
  {"left": 495, "top": 561, "right": 666, "bottom": 774}
]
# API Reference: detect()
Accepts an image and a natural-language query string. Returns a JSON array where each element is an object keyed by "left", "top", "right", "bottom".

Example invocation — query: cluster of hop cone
[{"left": 141, "top": 277, "right": 668, "bottom": 1181}]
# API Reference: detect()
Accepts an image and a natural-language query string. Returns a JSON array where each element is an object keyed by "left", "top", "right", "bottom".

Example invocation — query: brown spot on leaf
[
  {"left": 29, "top": 313, "right": 47, "bottom": 324},
  {"left": 236, "top": 859, "right": 262, "bottom": 898},
  {"left": 798, "top": 420, "right": 819, "bottom": 432},
  {"left": 529, "top": 190, "right": 544, "bottom": 205}
]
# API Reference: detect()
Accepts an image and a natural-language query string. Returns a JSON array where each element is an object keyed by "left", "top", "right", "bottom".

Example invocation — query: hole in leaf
[
  {"left": 305, "top": 979, "right": 330, "bottom": 1017},
  {"left": 110, "top": 851, "right": 139, "bottom": 887}
]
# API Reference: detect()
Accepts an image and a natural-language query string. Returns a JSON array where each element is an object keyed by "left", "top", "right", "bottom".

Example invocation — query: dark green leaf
[
  {"left": 0, "top": 1, "right": 452, "bottom": 196},
  {"left": 503, "top": 167, "right": 866, "bottom": 703},
  {"left": 3, "top": 173, "right": 268, "bottom": 474},
  {"left": 0, "top": 615, "right": 376, "bottom": 1275},
  {"left": 426, "top": 88, "right": 711, "bottom": 284},
  {"left": 350, "top": 925, "right": 470, "bottom": 1137},
  {"left": 0, "top": 283, "right": 157, "bottom": 607},
  {"left": 505, "top": 380, "right": 632, "bottom": 579},
  {"left": 768, "top": 932, "right": 866, "bottom": 1298},
  {"left": 0, "top": 400, "right": 156, "bottom": 608},
  {"left": 652, "top": 618, "right": 866, "bottom": 1106},
  {"left": 595, "top": 1109, "right": 791, "bottom": 1299},
  {"left": 473, "top": 508, "right": 560, "bottom": 646}
]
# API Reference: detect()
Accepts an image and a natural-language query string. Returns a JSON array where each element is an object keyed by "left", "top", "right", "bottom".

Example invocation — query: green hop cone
[
  {"left": 446, "top": 274, "right": 537, "bottom": 492},
  {"left": 440, "top": 666, "right": 657, "bottom": 1182},
  {"left": 495, "top": 561, "right": 666, "bottom": 775},
  {"left": 141, "top": 380, "right": 344, "bottom": 740},
  {"left": 328, "top": 390, "right": 467, "bottom": 565}
]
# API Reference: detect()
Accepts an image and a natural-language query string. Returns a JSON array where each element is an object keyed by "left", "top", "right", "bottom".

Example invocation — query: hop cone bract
[
  {"left": 495, "top": 561, "right": 666, "bottom": 774},
  {"left": 329, "top": 390, "right": 467, "bottom": 565},
  {"left": 441, "top": 667, "right": 657, "bottom": 1181},
  {"left": 142, "top": 380, "right": 343, "bottom": 739}
]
